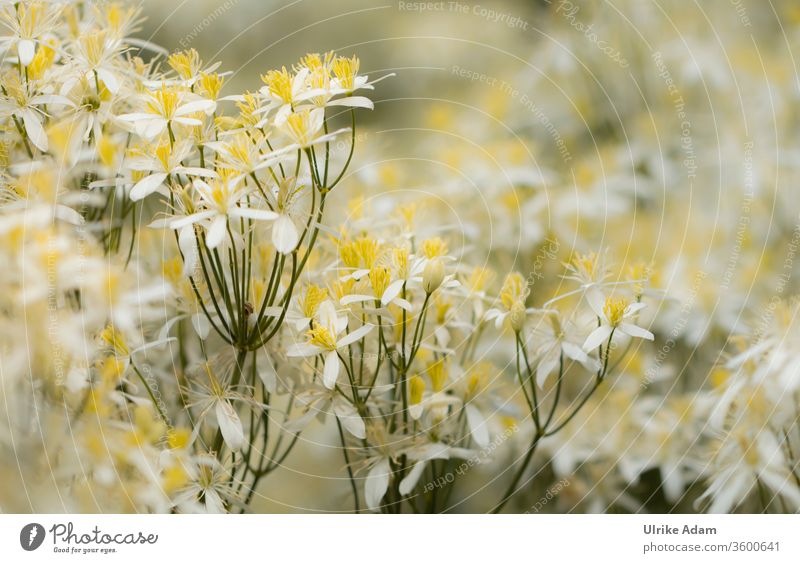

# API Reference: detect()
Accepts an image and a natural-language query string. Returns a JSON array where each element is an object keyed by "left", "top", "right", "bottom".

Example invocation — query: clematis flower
[
  {"left": 583, "top": 290, "right": 654, "bottom": 352},
  {"left": 128, "top": 140, "right": 217, "bottom": 201},
  {"left": 118, "top": 86, "right": 215, "bottom": 139},
  {"left": 168, "top": 176, "right": 278, "bottom": 249},
  {"left": 286, "top": 300, "right": 373, "bottom": 389}
]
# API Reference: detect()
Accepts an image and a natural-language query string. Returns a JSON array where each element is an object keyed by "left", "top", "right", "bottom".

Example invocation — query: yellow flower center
[
  {"left": 603, "top": 297, "right": 628, "bottom": 327},
  {"left": 369, "top": 266, "right": 390, "bottom": 298},
  {"left": 308, "top": 325, "right": 337, "bottom": 350},
  {"left": 301, "top": 285, "right": 328, "bottom": 318},
  {"left": 422, "top": 237, "right": 448, "bottom": 259},
  {"left": 332, "top": 55, "right": 360, "bottom": 90},
  {"left": 261, "top": 66, "right": 294, "bottom": 103},
  {"left": 168, "top": 49, "right": 201, "bottom": 80},
  {"left": 147, "top": 86, "right": 180, "bottom": 119}
]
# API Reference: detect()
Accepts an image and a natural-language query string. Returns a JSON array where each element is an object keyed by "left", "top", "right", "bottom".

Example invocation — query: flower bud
[
  {"left": 509, "top": 299, "right": 526, "bottom": 332},
  {"left": 422, "top": 259, "right": 445, "bottom": 294}
]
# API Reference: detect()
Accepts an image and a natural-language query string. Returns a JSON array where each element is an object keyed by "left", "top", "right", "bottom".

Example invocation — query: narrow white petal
[
  {"left": 562, "top": 341, "right": 589, "bottom": 363},
  {"left": 21, "top": 109, "right": 47, "bottom": 151},
  {"left": 175, "top": 99, "right": 216, "bottom": 116},
  {"left": 96, "top": 68, "right": 120, "bottom": 93},
  {"left": 285, "top": 343, "right": 322, "bottom": 358},
  {"left": 18, "top": 39, "right": 35, "bottom": 66},
  {"left": 170, "top": 210, "right": 215, "bottom": 230},
  {"left": 323, "top": 350, "right": 340, "bottom": 389},
  {"left": 230, "top": 207, "right": 279, "bottom": 222},
  {"left": 398, "top": 461, "right": 427, "bottom": 496},
  {"left": 583, "top": 325, "right": 613, "bottom": 352},
  {"left": 327, "top": 96, "right": 375, "bottom": 110},
  {"left": 619, "top": 323, "right": 654, "bottom": 341},
  {"left": 333, "top": 399, "right": 366, "bottom": 439},
  {"left": 337, "top": 324, "right": 373, "bottom": 348},
  {"left": 215, "top": 400, "right": 244, "bottom": 452},
  {"left": 586, "top": 289, "right": 606, "bottom": 319},
  {"left": 465, "top": 404, "right": 490, "bottom": 448},
  {"left": 272, "top": 214, "right": 299, "bottom": 254},
  {"left": 178, "top": 225, "right": 198, "bottom": 276},
  {"left": 340, "top": 294, "right": 375, "bottom": 306},
  {"left": 365, "top": 458, "right": 391, "bottom": 512},
  {"left": 205, "top": 215, "right": 227, "bottom": 249},
  {"left": 536, "top": 356, "right": 559, "bottom": 388},
  {"left": 257, "top": 349, "right": 278, "bottom": 393},
  {"left": 130, "top": 173, "right": 168, "bottom": 201},
  {"left": 318, "top": 301, "right": 338, "bottom": 329},
  {"left": 191, "top": 313, "right": 211, "bottom": 340},
  {"left": 381, "top": 279, "right": 404, "bottom": 306}
]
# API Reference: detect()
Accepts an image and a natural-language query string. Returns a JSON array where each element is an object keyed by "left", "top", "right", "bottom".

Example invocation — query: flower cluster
[
  {"left": 18, "top": 0, "right": 800, "bottom": 515},
  {"left": 0, "top": 1, "right": 661, "bottom": 513}
]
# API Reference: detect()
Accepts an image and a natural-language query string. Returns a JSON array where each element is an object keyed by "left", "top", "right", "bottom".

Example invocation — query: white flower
[
  {"left": 279, "top": 107, "right": 347, "bottom": 149},
  {"left": 285, "top": 386, "right": 365, "bottom": 439},
  {"left": 169, "top": 177, "right": 277, "bottom": 249},
  {"left": 699, "top": 428, "right": 800, "bottom": 513},
  {"left": 128, "top": 140, "right": 217, "bottom": 201},
  {"left": 583, "top": 290, "right": 654, "bottom": 352},
  {"left": 0, "top": 75, "right": 73, "bottom": 152},
  {"left": 0, "top": 2, "right": 61, "bottom": 67},
  {"left": 286, "top": 300, "right": 373, "bottom": 389},
  {"left": 118, "top": 86, "right": 215, "bottom": 139},
  {"left": 531, "top": 310, "right": 598, "bottom": 387}
]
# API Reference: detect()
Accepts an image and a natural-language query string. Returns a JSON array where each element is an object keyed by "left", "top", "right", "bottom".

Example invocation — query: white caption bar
[{"left": 1, "top": 514, "right": 798, "bottom": 562}]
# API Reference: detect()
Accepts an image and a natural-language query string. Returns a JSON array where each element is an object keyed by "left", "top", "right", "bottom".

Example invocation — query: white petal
[
  {"left": 465, "top": 404, "right": 490, "bottom": 449},
  {"left": 272, "top": 214, "right": 299, "bottom": 254},
  {"left": 178, "top": 225, "right": 198, "bottom": 276},
  {"left": 174, "top": 166, "right": 218, "bottom": 178},
  {"left": 230, "top": 207, "right": 279, "bottom": 222},
  {"left": 205, "top": 215, "right": 227, "bottom": 249},
  {"left": 286, "top": 343, "right": 322, "bottom": 358},
  {"left": 381, "top": 279, "right": 404, "bottom": 306},
  {"left": 337, "top": 324, "right": 373, "bottom": 348},
  {"left": 583, "top": 325, "right": 613, "bottom": 352},
  {"left": 398, "top": 461, "right": 427, "bottom": 496},
  {"left": 130, "top": 172, "right": 168, "bottom": 201},
  {"left": 170, "top": 210, "right": 215, "bottom": 230},
  {"left": 191, "top": 313, "right": 211, "bottom": 340},
  {"left": 175, "top": 99, "right": 216, "bottom": 116},
  {"left": 173, "top": 117, "right": 203, "bottom": 126},
  {"left": 21, "top": 109, "right": 47, "bottom": 151},
  {"left": 340, "top": 294, "right": 375, "bottom": 306},
  {"left": 586, "top": 289, "right": 606, "bottom": 319},
  {"left": 18, "top": 39, "right": 35, "bottom": 66},
  {"left": 365, "top": 458, "right": 391, "bottom": 512},
  {"left": 203, "top": 490, "right": 226, "bottom": 514},
  {"left": 536, "top": 356, "right": 559, "bottom": 388},
  {"left": 96, "top": 68, "right": 120, "bottom": 94},
  {"left": 318, "top": 301, "right": 338, "bottom": 329},
  {"left": 327, "top": 96, "right": 374, "bottom": 110},
  {"left": 323, "top": 350, "right": 340, "bottom": 389},
  {"left": 624, "top": 302, "right": 647, "bottom": 316},
  {"left": 257, "top": 349, "right": 278, "bottom": 393},
  {"left": 215, "top": 400, "right": 244, "bottom": 452},
  {"left": 619, "top": 323, "right": 654, "bottom": 341},
  {"left": 333, "top": 399, "right": 365, "bottom": 439},
  {"left": 562, "top": 341, "right": 589, "bottom": 363}
]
